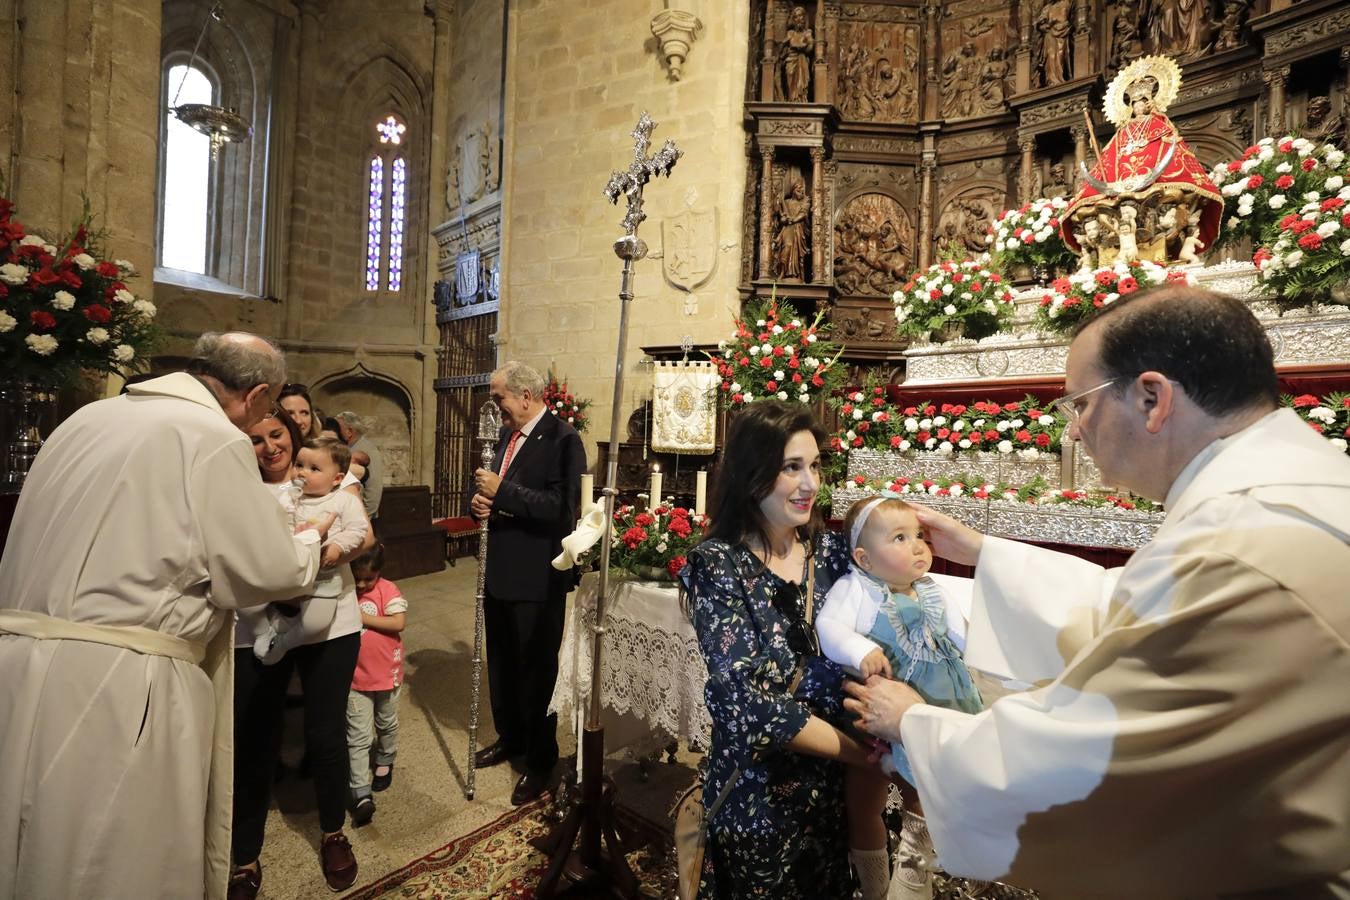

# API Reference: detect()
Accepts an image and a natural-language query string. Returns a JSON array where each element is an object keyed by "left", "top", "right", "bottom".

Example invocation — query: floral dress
[{"left": 681, "top": 532, "right": 855, "bottom": 899}]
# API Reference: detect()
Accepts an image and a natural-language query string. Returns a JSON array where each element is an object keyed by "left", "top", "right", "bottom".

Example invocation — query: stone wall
[
  {"left": 3, "top": 0, "right": 162, "bottom": 296},
  {"left": 501, "top": 0, "right": 751, "bottom": 466}
]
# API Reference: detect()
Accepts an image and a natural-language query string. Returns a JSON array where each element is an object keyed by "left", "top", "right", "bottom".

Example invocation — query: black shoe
[
  {"left": 372, "top": 764, "right": 393, "bottom": 792},
  {"left": 351, "top": 796, "right": 376, "bottom": 827},
  {"left": 474, "top": 740, "right": 518, "bottom": 768},
  {"left": 227, "top": 863, "right": 261, "bottom": 900},
  {"left": 511, "top": 770, "right": 550, "bottom": 806}
]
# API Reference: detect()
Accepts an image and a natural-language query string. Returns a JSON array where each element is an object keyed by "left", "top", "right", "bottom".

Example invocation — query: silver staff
[
  {"left": 465, "top": 398, "right": 501, "bottom": 801},
  {"left": 535, "top": 111, "right": 680, "bottom": 899}
]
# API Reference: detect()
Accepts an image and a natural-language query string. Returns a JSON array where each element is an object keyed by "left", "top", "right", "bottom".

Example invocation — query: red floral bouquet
[
  {"left": 988, "top": 197, "right": 1078, "bottom": 274},
  {"left": 606, "top": 503, "right": 709, "bottom": 579},
  {"left": 708, "top": 296, "right": 843, "bottom": 408},
  {"left": 0, "top": 193, "right": 158, "bottom": 388},
  {"left": 1034, "top": 260, "right": 1191, "bottom": 334},
  {"left": 1209, "top": 136, "right": 1348, "bottom": 252},
  {"left": 830, "top": 394, "right": 1065, "bottom": 457},
  {"left": 891, "top": 257, "right": 1015, "bottom": 342},
  {"left": 543, "top": 370, "right": 591, "bottom": 433},
  {"left": 1285, "top": 391, "right": 1350, "bottom": 455}
]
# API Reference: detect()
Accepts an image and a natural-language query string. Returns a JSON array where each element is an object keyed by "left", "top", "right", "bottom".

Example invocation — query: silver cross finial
[{"left": 603, "top": 112, "right": 681, "bottom": 244}]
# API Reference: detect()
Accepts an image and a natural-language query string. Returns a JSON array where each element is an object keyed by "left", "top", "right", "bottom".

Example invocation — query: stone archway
[{"left": 312, "top": 365, "right": 415, "bottom": 486}]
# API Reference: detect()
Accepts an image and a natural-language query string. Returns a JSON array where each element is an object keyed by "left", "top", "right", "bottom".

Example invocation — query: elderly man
[
  {"left": 845, "top": 287, "right": 1350, "bottom": 898},
  {"left": 470, "top": 361, "right": 587, "bottom": 805},
  {"left": 0, "top": 332, "right": 325, "bottom": 900},
  {"left": 335, "top": 411, "right": 384, "bottom": 524}
]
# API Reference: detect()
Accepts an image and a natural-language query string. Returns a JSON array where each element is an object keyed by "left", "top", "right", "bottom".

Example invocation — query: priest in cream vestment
[
  {"left": 845, "top": 288, "right": 1350, "bottom": 899},
  {"left": 0, "top": 334, "right": 322, "bottom": 900}
]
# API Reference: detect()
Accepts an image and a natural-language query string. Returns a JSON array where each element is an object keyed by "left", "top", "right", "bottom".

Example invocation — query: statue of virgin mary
[{"left": 1063, "top": 56, "right": 1223, "bottom": 265}]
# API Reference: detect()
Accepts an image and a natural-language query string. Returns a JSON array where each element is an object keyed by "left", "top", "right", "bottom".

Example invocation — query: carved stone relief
[
  {"left": 837, "top": 22, "right": 919, "bottom": 121},
  {"left": 1264, "top": 6, "right": 1350, "bottom": 58},
  {"left": 831, "top": 302, "right": 901, "bottom": 343},
  {"left": 940, "top": 15, "right": 1011, "bottom": 120},
  {"left": 1108, "top": 3, "right": 1145, "bottom": 73},
  {"left": 1212, "top": 0, "right": 1250, "bottom": 53},
  {"left": 833, "top": 192, "right": 914, "bottom": 295},
  {"left": 662, "top": 209, "right": 718, "bottom": 293},
  {"left": 934, "top": 187, "right": 1004, "bottom": 255},
  {"left": 780, "top": 5, "right": 815, "bottom": 102},
  {"left": 1034, "top": 0, "right": 1072, "bottom": 88},
  {"left": 446, "top": 120, "right": 500, "bottom": 212},
  {"left": 1304, "top": 95, "right": 1349, "bottom": 150}
]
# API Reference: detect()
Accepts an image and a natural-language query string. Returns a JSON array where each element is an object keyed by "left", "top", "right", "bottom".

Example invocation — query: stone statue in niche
[
  {"left": 1177, "top": 0, "right": 1213, "bottom": 56},
  {"left": 1304, "top": 96, "right": 1348, "bottom": 148},
  {"left": 1149, "top": 0, "right": 1184, "bottom": 54},
  {"left": 1212, "top": 0, "right": 1249, "bottom": 52},
  {"left": 1109, "top": 12, "right": 1144, "bottom": 72},
  {"left": 1039, "top": 162, "right": 1072, "bottom": 199},
  {"left": 1036, "top": 0, "right": 1072, "bottom": 87},
  {"left": 977, "top": 48, "right": 1011, "bottom": 113},
  {"left": 833, "top": 193, "right": 912, "bottom": 296},
  {"left": 941, "top": 44, "right": 980, "bottom": 118},
  {"left": 774, "top": 179, "right": 811, "bottom": 280},
  {"left": 779, "top": 6, "right": 813, "bottom": 103}
]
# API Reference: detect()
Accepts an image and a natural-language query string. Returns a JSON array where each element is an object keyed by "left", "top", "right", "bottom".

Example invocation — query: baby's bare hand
[{"left": 860, "top": 648, "right": 892, "bottom": 679}]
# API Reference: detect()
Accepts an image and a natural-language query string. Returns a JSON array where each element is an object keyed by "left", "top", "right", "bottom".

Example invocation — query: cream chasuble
[
  {"left": 902, "top": 409, "right": 1350, "bottom": 899},
  {"left": 0, "top": 373, "right": 322, "bottom": 900}
]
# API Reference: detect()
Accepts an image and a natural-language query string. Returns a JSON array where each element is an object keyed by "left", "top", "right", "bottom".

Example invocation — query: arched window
[
  {"left": 160, "top": 62, "right": 217, "bottom": 274},
  {"left": 365, "top": 114, "right": 408, "bottom": 293}
]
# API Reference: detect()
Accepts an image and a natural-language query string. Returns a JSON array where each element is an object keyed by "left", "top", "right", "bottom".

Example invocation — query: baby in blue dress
[{"left": 817, "top": 495, "right": 983, "bottom": 900}]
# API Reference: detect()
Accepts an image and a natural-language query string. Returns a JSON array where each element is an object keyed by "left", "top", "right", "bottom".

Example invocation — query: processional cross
[{"left": 534, "top": 113, "right": 680, "bottom": 899}]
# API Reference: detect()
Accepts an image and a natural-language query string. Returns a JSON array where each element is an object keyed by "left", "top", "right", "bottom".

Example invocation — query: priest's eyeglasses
[{"left": 1051, "top": 377, "right": 1121, "bottom": 423}]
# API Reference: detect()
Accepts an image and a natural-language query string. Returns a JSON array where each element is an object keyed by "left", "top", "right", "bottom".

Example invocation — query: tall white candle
[
  {"left": 694, "top": 469, "right": 707, "bottom": 516},
  {"left": 650, "top": 465, "right": 663, "bottom": 510},
  {"left": 580, "top": 473, "right": 594, "bottom": 515}
]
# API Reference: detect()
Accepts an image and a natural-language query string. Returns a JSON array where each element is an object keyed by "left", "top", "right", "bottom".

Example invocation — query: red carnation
[
  {"left": 984, "top": 429, "right": 999, "bottom": 441},
  {"left": 1298, "top": 232, "right": 1322, "bottom": 251},
  {"left": 852, "top": 436, "right": 864, "bottom": 447},
  {"left": 1292, "top": 394, "right": 1320, "bottom": 408},
  {"left": 1065, "top": 297, "right": 1082, "bottom": 307},
  {"left": 1252, "top": 247, "right": 1273, "bottom": 266},
  {"left": 1035, "top": 433, "right": 1051, "bottom": 447},
  {"left": 732, "top": 393, "right": 744, "bottom": 404},
  {"left": 1321, "top": 197, "right": 1345, "bottom": 212},
  {"left": 1301, "top": 157, "right": 1317, "bottom": 172},
  {"left": 668, "top": 517, "right": 692, "bottom": 538},
  {"left": 1226, "top": 160, "right": 1243, "bottom": 172},
  {"left": 666, "top": 556, "right": 687, "bottom": 580},
  {"left": 890, "top": 435, "right": 903, "bottom": 448},
  {"left": 924, "top": 405, "right": 937, "bottom": 415},
  {"left": 791, "top": 373, "right": 802, "bottom": 384},
  {"left": 1275, "top": 174, "right": 1295, "bottom": 189},
  {"left": 937, "top": 427, "right": 950, "bottom": 439},
  {"left": 970, "top": 280, "right": 983, "bottom": 291},
  {"left": 1291, "top": 219, "right": 1315, "bottom": 235},
  {"left": 1343, "top": 213, "right": 1350, "bottom": 228},
  {"left": 1245, "top": 174, "right": 1264, "bottom": 189},
  {"left": 95, "top": 261, "right": 120, "bottom": 278},
  {"left": 811, "top": 375, "right": 824, "bottom": 387},
  {"left": 1279, "top": 213, "right": 1300, "bottom": 230},
  {"left": 621, "top": 526, "right": 648, "bottom": 549},
  {"left": 28, "top": 266, "right": 61, "bottom": 287},
  {"left": 759, "top": 357, "right": 773, "bottom": 368},
  {"left": 766, "top": 380, "right": 778, "bottom": 392},
  {"left": 1278, "top": 139, "right": 1294, "bottom": 153},
  {"left": 30, "top": 310, "right": 57, "bottom": 330},
  {"left": 1014, "top": 429, "right": 1031, "bottom": 442},
  {"left": 83, "top": 304, "right": 112, "bottom": 323},
  {"left": 634, "top": 512, "right": 654, "bottom": 527},
  {"left": 738, "top": 357, "right": 749, "bottom": 367}
]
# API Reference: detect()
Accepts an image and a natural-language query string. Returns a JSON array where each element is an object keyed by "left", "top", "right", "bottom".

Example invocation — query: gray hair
[
  {"left": 186, "top": 331, "right": 285, "bottom": 392},
  {"left": 494, "top": 361, "right": 545, "bottom": 398},
  {"left": 335, "top": 411, "right": 374, "bottom": 435}
]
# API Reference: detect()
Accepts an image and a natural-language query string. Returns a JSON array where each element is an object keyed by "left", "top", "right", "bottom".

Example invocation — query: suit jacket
[{"left": 485, "top": 411, "right": 587, "bottom": 603}]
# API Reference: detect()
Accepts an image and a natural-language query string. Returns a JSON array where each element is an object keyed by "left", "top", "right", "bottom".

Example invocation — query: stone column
[
  {"left": 263, "top": 13, "right": 298, "bottom": 304},
  {"left": 1015, "top": 2, "right": 1033, "bottom": 95},
  {"left": 1072, "top": 0, "right": 1091, "bottom": 81},
  {"left": 918, "top": 154, "right": 936, "bottom": 269},
  {"left": 762, "top": 0, "right": 777, "bottom": 101},
  {"left": 1263, "top": 65, "right": 1290, "bottom": 137},
  {"left": 813, "top": 0, "right": 828, "bottom": 104},
  {"left": 810, "top": 146, "right": 825, "bottom": 282},
  {"left": 1019, "top": 136, "right": 1037, "bottom": 203},
  {"left": 922, "top": 0, "right": 940, "bottom": 120},
  {"left": 759, "top": 146, "right": 775, "bottom": 279},
  {"left": 1071, "top": 123, "right": 1089, "bottom": 177}
]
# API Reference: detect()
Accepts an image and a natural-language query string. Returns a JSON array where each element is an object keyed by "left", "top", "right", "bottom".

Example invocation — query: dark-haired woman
[
  {"left": 681, "top": 400, "right": 869, "bottom": 898},
  {"left": 278, "top": 384, "right": 322, "bottom": 441}
]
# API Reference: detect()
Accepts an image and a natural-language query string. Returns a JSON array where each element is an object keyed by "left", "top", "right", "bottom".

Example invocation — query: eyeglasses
[
  {"left": 770, "top": 580, "right": 819, "bottom": 658},
  {"left": 1050, "top": 377, "right": 1121, "bottom": 424}
]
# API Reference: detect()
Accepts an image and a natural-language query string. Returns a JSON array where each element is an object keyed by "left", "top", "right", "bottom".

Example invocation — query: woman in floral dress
[{"left": 682, "top": 400, "right": 871, "bottom": 898}]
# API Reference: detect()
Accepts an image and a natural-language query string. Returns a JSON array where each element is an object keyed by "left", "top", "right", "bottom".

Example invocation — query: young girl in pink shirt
[{"left": 345, "top": 544, "right": 407, "bottom": 826}]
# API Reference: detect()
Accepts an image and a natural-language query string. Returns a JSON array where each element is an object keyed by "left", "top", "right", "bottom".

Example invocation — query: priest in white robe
[
  {"left": 0, "top": 333, "right": 325, "bottom": 900},
  {"left": 845, "top": 287, "right": 1350, "bottom": 899}
]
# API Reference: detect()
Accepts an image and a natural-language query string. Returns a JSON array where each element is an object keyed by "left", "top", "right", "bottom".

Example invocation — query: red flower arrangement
[
  {"left": 708, "top": 296, "right": 843, "bottom": 408},
  {"left": 0, "top": 192, "right": 159, "bottom": 387},
  {"left": 543, "top": 370, "right": 591, "bottom": 433},
  {"left": 602, "top": 503, "right": 709, "bottom": 579}
]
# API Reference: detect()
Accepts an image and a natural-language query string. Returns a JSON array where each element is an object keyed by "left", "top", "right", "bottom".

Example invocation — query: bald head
[{"left": 187, "top": 331, "right": 287, "bottom": 429}]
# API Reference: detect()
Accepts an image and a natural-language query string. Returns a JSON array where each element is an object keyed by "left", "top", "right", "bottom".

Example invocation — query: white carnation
[
  {"left": 1038, "top": 414, "right": 1055, "bottom": 425},
  {"left": 1317, "top": 221, "right": 1340, "bottom": 238},
  {"left": 71, "top": 253, "right": 97, "bottom": 270},
  {"left": 904, "top": 417, "right": 918, "bottom": 432},
  {"left": 749, "top": 345, "right": 759, "bottom": 356},
  {"left": 0, "top": 311, "right": 14, "bottom": 332},
  {"left": 1268, "top": 194, "right": 1287, "bottom": 209},
  {"left": 933, "top": 416, "right": 948, "bottom": 426},
  {"left": 26, "top": 334, "right": 58, "bottom": 355},
  {"left": 774, "top": 370, "right": 785, "bottom": 380},
  {"left": 1275, "top": 162, "right": 1292, "bottom": 174},
  {"left": 943, "top": 304, "right": 957, "bottom": 315},
  {"left": 1331, "top": 438, "right": 1348, "bottom": 453},
  {"left": 772, "top": 325, "right": 783, "bottom": 334},
  {"left": 18, "top": 235, "right": 44, "bottom": 247},
  {"left": 113, "top": 344, "right": 135, "bottom": 362},
  {"left": 1341, "top": 237, "right": 1350, "bottom": 255},
  {"left": 1326, "top": 176, "right": 1345, "bottom": 191},
  {"left": 0, "top": 263, "right": 27, "bottom": 285},
  {"left": 51, "top": 290, "right": 76, "bottom": 310},
  {"left": 996, "top": 439, "right": 1013, "bottom": 454},
  {"left": 958, "top": 439, "right": 972, "bottom": 449},
  {"left": 86, "top": 327, "right": 109, "bottom": 344},
  {"left": 113, "top": 289, "right": 134, "bottom": 304},
  {"left": 777, "top": 391, "right": 788, "bottom": 401},
  {"left": 1018, "top": 448, "right": 1040, "bottom": 461},
  {"left": 1284, "top": 249, "right": 1304, "bottom": 267}
]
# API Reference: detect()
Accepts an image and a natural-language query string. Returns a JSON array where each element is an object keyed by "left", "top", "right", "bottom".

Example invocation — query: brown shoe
[
  {"left": 227, "top": 863, "right": 261, "bottom": 900},
  {"left": 320, "top": 832, "right": 358, "bottom": 892}
]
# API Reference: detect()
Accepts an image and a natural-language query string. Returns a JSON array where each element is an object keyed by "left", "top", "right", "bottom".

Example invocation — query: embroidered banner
[{"left": 651, "top": 361, "right": 718, "bottom": 454}]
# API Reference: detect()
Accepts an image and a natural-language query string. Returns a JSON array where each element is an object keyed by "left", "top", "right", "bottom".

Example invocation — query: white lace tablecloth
[{"left": 549, "top": 573, "right": 712, "bottom": 754}]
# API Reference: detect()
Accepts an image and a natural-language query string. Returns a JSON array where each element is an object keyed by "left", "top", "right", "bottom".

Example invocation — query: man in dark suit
[{"left": 470, "top": 361, "right": 587, "bottom": 805}]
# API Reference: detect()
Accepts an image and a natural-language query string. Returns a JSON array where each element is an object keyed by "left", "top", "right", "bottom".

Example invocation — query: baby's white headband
[{"left": 848, "top": 496, "right": 889, "bottom": 549}]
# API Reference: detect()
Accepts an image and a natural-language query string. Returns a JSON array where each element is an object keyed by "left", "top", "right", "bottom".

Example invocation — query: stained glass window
[
  {"left": 365, "top": 156, "right": 384, "bottom": 291},
  {"left": 388, "top": 157, "right": 406, "bottom": 291},
  {"left": 365, "top": 114, "right": 408, "bottom": 294}
]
